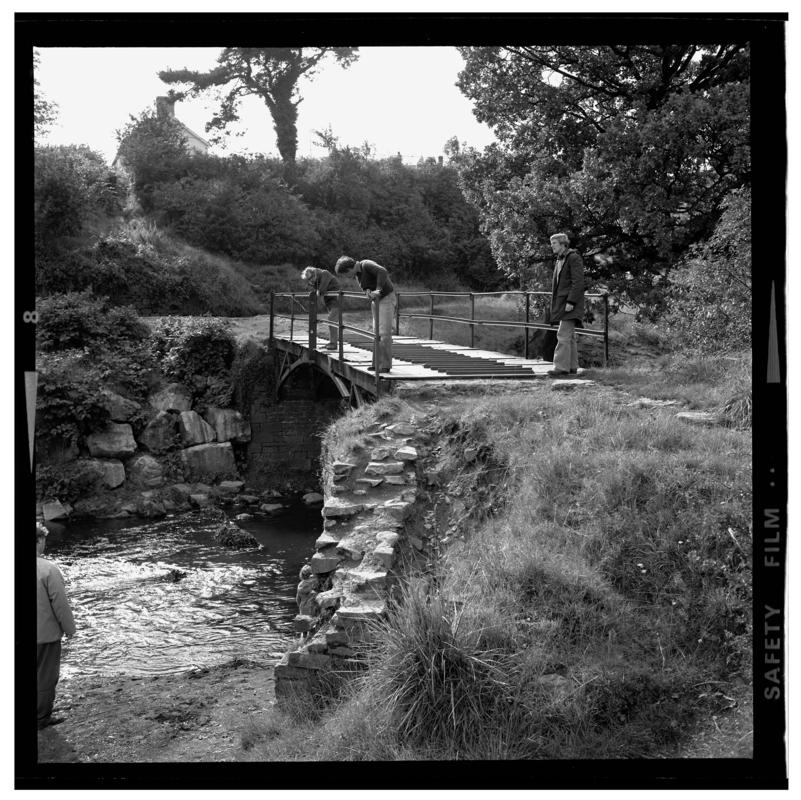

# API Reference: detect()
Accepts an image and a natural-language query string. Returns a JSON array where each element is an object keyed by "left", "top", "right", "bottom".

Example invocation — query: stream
[{"left": 42, "top": 505, "right": 321, "bottom": 679}]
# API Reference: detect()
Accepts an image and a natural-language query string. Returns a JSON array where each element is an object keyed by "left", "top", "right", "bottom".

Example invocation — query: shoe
[
  {"left": 546, "top": 369, "right": 570, "bottom": 377},
  {"left": 38, "top": 716, "right": 65, "bottom": 730},
  {"left": 323, "top": 343, "right": 338, "bottom": 350}
]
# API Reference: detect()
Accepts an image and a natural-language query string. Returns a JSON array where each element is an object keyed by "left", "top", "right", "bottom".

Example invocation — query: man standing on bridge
[
  {"left": 547, "top": 233, "right": 585, "bottom": 376},
  {"left": 334, "top": 255, "right": 396, "bottom": 373},
  {"left": 301, "top": 266, "right": 341, "bottom": 350}
]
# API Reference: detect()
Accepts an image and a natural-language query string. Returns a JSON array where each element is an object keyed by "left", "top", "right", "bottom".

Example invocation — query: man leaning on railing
[
  {"left": 335, "top": 255, "right": 397, "bottom": 373},
  {"left": 301, "top": 265, "right": 341, "bottom": 350}
]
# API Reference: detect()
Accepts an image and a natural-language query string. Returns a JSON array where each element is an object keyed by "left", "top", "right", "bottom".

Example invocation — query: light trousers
[
  {"left": 372, "top": 292, "right": 397, "bottom": 372},
  {"left": 554, "top": 318, "right": 579, "bottom": 373}
]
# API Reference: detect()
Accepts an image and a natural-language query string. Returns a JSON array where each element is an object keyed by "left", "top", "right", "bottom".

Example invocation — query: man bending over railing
[
  {"left": 335, "top": 255, "right": 397, "bottom": 373},
  {"left": 301, "top": 265, "right": 341, "bottom": 350}
]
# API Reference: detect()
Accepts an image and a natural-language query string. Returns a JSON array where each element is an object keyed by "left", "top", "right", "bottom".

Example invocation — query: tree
[
  {"left": 455, "top": 45, "right": 750, "bottom": 310},
  {"left": 34, "top": 48, "right": 58, "bottom": 139},
  {"left": 665, "top": 186, "right": 751, "bottom": 350},
  {"left": 159, "top": 47, "right": 359, "bottom": 180},
  {"left": 115, "top": 110, "right": 191, "bottom": 211}
]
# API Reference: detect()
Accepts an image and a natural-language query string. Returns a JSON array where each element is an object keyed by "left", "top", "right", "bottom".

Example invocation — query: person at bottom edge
[
  {"left": 37, "top": 521, "right": 76, "bottom": 730},
  {"left": 546, "top": 232, "right": 585, "bottom": 377},
  {"left": 301, "top": 265, "right": 342, "bottom": 350},
  {"left": 334, "top": 255, "right": 397, "bottom": 373}
]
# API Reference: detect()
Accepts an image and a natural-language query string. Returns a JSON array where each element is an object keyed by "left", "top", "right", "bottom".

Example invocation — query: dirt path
[{"left": 37, "top": 658, "right": 276, "bottom": 763}]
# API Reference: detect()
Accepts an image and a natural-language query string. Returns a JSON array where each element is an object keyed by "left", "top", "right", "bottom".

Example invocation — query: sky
[{"left": 35, "top": 46, "right": 497, "bottom": 165}]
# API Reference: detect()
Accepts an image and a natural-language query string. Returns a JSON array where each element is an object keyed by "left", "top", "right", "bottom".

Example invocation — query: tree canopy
[
  {"left": 454, "top": 44, "right": 750, "bottom": 309},
  {"left": 159, "top": 47, "right": 359, "bottom": 178},
  {"left": 34, "top": 48, "right": 58, "bottom": 139}
]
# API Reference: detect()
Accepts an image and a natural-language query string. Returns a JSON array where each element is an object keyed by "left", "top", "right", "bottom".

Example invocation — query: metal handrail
[{"left": 269, "top": 288, "right": 610, "bottom": 376}]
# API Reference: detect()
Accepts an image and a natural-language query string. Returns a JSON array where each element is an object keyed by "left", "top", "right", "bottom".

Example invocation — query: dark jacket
[
  {"left": 550, "top": 249, "right": 585, "bottom": 324},
  {"left": 355, "top": 259, "right": 394, "bottom": 300},
  {"left": 306, "top": 268, "right": 341, "bottom": 309}
]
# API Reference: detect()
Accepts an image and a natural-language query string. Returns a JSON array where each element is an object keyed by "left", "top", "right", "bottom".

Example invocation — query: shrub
[
  {"left": 34, "top": 145, "right": 124, "bottom": 249},
  {"left": 665, "top": 187, "right": 751, "bottom": 351},
  {"left": 36, "top": 291, "right": 149, "bottom": 353},
  {"left": 149, "top": 316, "right": 237, "bottom": 407}
]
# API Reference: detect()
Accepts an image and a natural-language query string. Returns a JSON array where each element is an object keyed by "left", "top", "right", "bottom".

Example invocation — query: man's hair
[
  {"left": 36, "top": 522, "right": 48, "bottom": 542},
  {"left": 301, "top": 266, "right": 315, "bottom": 282},
  {"left": 549, "top": 233, "right": 570, "bottom": 244},
  {"left": 335, "top": 256, "right": 356, "bottom": 275}
]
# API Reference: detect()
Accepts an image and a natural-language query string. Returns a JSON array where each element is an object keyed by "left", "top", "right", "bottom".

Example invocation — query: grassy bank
[{"left": 241, "top": 346, "right": 752, "bottom": 761}]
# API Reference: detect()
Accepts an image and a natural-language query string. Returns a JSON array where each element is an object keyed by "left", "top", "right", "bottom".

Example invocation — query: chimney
[{"left": 156, "top": 96, "right": 175, "bottom": 119}]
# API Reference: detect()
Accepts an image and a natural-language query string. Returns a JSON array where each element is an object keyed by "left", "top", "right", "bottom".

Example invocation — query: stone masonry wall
[
  {"left": 246, "top": 363, "right": 342, "bottom": 485},
  {"left": 274, "top": 419, "right": 422, "bottom": 700}
]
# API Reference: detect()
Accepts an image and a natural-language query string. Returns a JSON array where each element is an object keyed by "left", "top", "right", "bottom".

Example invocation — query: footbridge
[{"left": 269, "top": 289, "right": 609, "bottom": 404}]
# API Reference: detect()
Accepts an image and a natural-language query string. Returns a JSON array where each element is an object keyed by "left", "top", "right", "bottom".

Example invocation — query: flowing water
[{"left": 43, "top": 506, "right": 321, "bottom": 679}]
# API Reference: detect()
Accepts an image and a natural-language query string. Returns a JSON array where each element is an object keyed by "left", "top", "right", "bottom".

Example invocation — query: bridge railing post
[
  {"left": 469, "top": 293, "right": 475, "bottom": 348},
  {"left": 269, "top": 290, "right": 274, "bottom": 346},
  {"left": 372, "top": 297, "right": 381, "bottom": 397},
  {"left": 308, "top": 290, "right": 317, "bottom": 351},
  {"left": 429, "top": 293, "right": 435, "bottom": 340},
  {"left": 338, "top": 291, "right": 344, "bottom": 360},
  {"left": 395, "top": 292, "right": 401, "bottom": 335},
  {"left": 524, "top": 292, "right": 531, "bottom": 359},
  {"left": 290, "top": 293, "right": 295, "bottom": 341},
  {"left": 603, "top": 292, "right": 609, "bottom": 367}
]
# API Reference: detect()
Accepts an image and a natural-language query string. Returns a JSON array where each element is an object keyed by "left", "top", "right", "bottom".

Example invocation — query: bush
[
  {"left": 149, "top": 316, "right": 237, "bottom": 407},
  {"left": 34, "top": 145, "right": 124, "bottom": 249},
  {"left": 37, "top": 291, "right": 149, "bottom": 352},
  {"left": 665, "top": 187, "right": 751, "bottom": 351}
]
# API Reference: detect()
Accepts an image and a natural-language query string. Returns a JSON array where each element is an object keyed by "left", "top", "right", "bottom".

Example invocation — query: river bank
[{"left": 37, "top": 657, "right": 276, "bottom": 763}]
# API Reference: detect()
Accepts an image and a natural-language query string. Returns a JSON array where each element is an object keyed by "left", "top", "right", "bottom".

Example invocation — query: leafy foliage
[
  {"left": 149, "top": 316, "right": 237, "bottom": 408},
  {"left": 37, "top": 291, "right": 149, "bottom": 352},
  {"left": 33, "top": 48, "right": 58, "bottom": 138},
  {"left": 454, "top": 45, "right": 750, "bottom": 309},
  {"left": 664, "top": 187, "right": 751, "bottom": 350},
  {"left": 34, "top": 145, "right": 125, "bottom": 248},
  {"left": 115, "top": 110, "right": 192, "bottom": 212},
  {"left": 159, "top": 48, "right": 359, "bottom": 173}
]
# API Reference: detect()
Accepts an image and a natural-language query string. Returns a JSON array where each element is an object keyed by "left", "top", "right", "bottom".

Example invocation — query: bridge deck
[{"left": 275, "top": 331, "right": 570, "bottom": 382}]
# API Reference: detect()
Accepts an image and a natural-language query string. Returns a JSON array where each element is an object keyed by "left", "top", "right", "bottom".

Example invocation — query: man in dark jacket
[
  {"left": 547, "top": 233, "right": 585, "bottom": 376},
  {"left": 335, "top": 255, "right": 396, "bottom": 373},
  {"left": 37, "top": 522, "right": 76, "bottom": 729}
]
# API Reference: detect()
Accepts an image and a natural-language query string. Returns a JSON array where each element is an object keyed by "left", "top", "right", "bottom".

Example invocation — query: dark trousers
[{"left": 37, "top": 640, "right": 62, "bottom": 722}]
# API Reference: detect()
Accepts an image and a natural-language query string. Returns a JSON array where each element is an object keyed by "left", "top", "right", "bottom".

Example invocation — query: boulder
[
  {"left": 311, "top": 551, "right": 341, "bottom": 574},
  {"left": 217, "top": 480, "right": 245, "bottom": 496},
  {"left": 42, "top": 500, "right": 70, "bottom": 521},
  {"left": 260, "top": 503, "right": 285, "bottom": 514},
  {"left": 302, "top": 492, "right": 324, "bottom": 505},
  {"left": 86, "top": 423, "right": 137, "bottom": 459},
  {"left": 100, "top": 390, "right": 141, "bottom": 422},
  {"left": 138, "top": 411, "right": 177, "bottom": 454},
  {"left": 178, "top": 411, "right": 217, "bottom": 446},
  {"left": 203, "top": 407, "right": 252, "bottom": 444},
  {"left": 90, "top": 458, "right": 125, "bottom": 489},
  {"left": 149, "top": 383, "right": 192, "bottom": 413},
  {"left": 676, "top": 411, "right": 721, "bottom": 426},
  {"left": 387, "top": 423, "right": 416, "bottom": 436},
  {"left": 394, "top": 446, "right": 418, "bottom": 461},
  {"left": 365, "top": 461, "right": 404, "bottom": 476},
  {"left": 213, "top": 522, "right": 259, "bottom": 549},
  {"left": 189, "top": 493, "right": 211, "bottom": 508},
  {"left": 181, "top": 442, "right": 237, "bottom": 481},
  {"left": 323, "top": 500, "right": 364, "bottom": 518},
  {"left": 135, "top": 495, "right": 166, "bottom": 518},
  {"left": 126, "top": 454, "right": 164, "bottom": 488}
]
